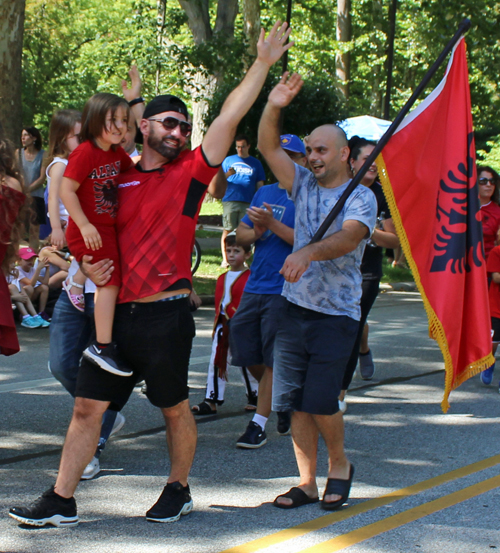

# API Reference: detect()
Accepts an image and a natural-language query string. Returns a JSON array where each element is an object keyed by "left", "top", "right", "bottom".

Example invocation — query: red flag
[{"left": 377, "top": 38, "right": 494, "bottom": 412}]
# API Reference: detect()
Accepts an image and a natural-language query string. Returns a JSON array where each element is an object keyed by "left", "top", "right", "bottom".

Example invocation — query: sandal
[
  {"left": 191, "top": 401, "right": 217, "bottom": 416},
  {"left": 322, "top": 463, "right": 355, "bottom": 511},
  {"left": 274, "top": 487, "right": 319, "bottom": 509},
  {"left": 62, "top": 276, "right": 85, "bottom": 312}
]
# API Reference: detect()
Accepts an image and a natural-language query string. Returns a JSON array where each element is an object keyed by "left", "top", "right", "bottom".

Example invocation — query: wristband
[{"left": 128, "top": 97, "right": 145, "bottom": 107}]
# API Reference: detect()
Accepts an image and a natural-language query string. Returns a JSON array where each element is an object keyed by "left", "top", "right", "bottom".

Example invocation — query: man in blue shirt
[
  {"left": 230, "top": 134, "right": 307, "bottom": 449},
  {"left": 220, "top": 135, "right": 266, "bottom": 265}
]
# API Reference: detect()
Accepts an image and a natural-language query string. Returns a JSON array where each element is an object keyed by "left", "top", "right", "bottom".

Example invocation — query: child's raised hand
[{"left": 80, "top": 223, "right": 102, "bottom": 251}]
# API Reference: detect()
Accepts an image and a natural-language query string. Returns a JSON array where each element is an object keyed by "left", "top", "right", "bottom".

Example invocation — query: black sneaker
[
  {"left": 236, "top": 421, "right": 267, "bottom": 449},
  {"left": 9, "top": 486, "right": 78, "bottom": 528},
  {"left": 277, "top": 411, "right": 291, "bottom": 436},
  {"left": 83, "top": 341, "right": 133, "bottom": 377},
  {"left": 146, "top": 481, "right": 193, "bottom": 523}
]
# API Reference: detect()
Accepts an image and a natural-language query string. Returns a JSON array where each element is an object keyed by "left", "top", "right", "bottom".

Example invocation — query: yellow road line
[
  {"left": 217, "top": 453, "right": 500, "bottom": 553},
  {"left": 298, "top": 474, "right": 500, "bottom": 553}
]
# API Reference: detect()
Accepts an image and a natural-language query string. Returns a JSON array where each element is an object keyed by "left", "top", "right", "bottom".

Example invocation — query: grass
[
  {"left": 200, "top": 200, "right": 223, "bottom": 216},
  {"left": 193, "top": 249, "right": 415, "bottom": 297},
  {"left": 380, "top": 258, "right": 414, "bottom": 284},
  {"left": 195, "top": 229, "right": 221, "bottom": 239},
  {"left": 192, "top": 248, "right": 225, "bottom": 295}
]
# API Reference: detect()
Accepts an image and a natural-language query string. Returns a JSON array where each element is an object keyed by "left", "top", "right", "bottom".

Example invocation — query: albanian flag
[{"left": 377, "top": 38, "right": 494, "bottom": 412}]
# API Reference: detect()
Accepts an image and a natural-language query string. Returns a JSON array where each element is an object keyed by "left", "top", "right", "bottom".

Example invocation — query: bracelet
[{"left": 128, "top": 97, "right": 145, "bottom": 107}]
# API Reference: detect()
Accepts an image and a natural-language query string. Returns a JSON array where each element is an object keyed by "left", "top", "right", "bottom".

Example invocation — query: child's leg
[
  {"left": 205, "top": 327, "right": 225, "bottom": 404},
  {"left": 62, "top": 267, "right": 85, "bottom": 312},
  {"left": 22, "top": 291, "right": 38, "bottom": 317},
  {"left": 32, "top": 283, "right": 49, "bottom": 313},
  {"left": 22, "top": 284, "right": 34, "bottom": 300},
  {"left": 70, "top": 268, "right": 86, "bottom": 294},
  {"left": 94, "top": 285, "right": 119, "bottom": 344},
  {"left": 13, "top": 301, "right": 28, "bottom": 317},
  {"left": 83, "top": 284, "right": 132, "bottom": 377}
]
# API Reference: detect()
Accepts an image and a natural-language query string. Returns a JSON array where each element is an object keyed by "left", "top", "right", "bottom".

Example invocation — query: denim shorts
[
  {"left": 75, "top": 297, "right": 195, "bottom": 410},
  {"left": 272, "top": 301, "right": 359, "bottom": 415},
  {"left": 229, "top": 293, "right": 287, "bottom": 368}
]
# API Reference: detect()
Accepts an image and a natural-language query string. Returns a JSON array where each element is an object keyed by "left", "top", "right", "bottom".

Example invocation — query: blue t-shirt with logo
[
  {"left": 241, "top": 183, "right": 295, "bottom": 294},
  {"left": 222, "top": 155, "right": 266, "bottom": 203},
  {"left": 283, "top": 165, "right": 377, "bottom": 320}
]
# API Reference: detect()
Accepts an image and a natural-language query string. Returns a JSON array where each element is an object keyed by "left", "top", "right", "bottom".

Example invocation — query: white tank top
[{"left": 46, "top": 157, "right": 69, "bottom": 221}]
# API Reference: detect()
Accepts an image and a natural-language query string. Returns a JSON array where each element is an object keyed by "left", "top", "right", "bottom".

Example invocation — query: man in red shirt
[{"left": 10, "top": 22, "right": 293, "bottom": 528}]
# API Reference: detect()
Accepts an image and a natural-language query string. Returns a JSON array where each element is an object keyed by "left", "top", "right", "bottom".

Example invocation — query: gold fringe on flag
[{"left": 376, "top": 153, "right": 495, "bottom": 413}]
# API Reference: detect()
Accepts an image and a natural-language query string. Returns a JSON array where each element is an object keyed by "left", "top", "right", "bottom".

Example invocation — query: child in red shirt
[
  {"left": 191, "top": 234, "right": 257, "bottom": 415},
  {"left": 61, "top": 93, "right": 134, "bottom": 377}
]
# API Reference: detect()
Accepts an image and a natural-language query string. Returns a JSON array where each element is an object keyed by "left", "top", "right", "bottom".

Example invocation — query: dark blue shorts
[
  {"left": 75, "top": 298, "right": 195, "bottom": 410},
  {"left": 229, "top": 292, "right": 287, "bottom": 368},
  {"left": 272, "top": 301, "right": 359, "bottom": 415}
]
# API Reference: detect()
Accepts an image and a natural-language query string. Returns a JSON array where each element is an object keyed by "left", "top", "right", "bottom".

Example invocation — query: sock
[
  {"left": 96, "top": 341, "right": 111, "bottom": 350},
  {"left": 22, "top": 315, "right": 30, "bottom": 319},
  {"left": 252, "top": 414, "right": 268, "bottom": 431}
]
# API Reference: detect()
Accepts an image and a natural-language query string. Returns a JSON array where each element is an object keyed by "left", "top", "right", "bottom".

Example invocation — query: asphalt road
[{"left": 1, "top": 290, "right": 500, "bottom": 553}]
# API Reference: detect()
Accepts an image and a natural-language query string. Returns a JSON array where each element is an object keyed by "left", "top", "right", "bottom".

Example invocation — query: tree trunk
[
  {"left": 242, "top": 0, "right": 260, "bottom": 57},
  {"left": 178, "top": 0, "right": 238, "bottom": 147},
  {"left": 178, "top": 0, "right": 212, "bottom": 44},
  {"left": 155, "top": 0, "right": 167, "bottom": 95},
  {"left": 0, "top": 0, "right": 26, "bottom": 145},
  {"left": 336, "top": 0, "right": 351, "bottom": 102},
  {"left": 370, "top": 0, "right": 385, "bottom": 116}
]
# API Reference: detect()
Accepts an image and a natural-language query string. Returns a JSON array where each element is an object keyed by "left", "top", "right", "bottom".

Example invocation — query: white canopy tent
[{"left": 338, "top": 115, "right": 392, "bottom": 141}]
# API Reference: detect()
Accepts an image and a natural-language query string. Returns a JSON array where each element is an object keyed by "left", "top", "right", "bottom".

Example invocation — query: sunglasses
[
  {"left": 148, "top": 116, "right": 192, "bottom": 137},
  {"left": 479, "top": 177, "right": 496, "bottom": 185}
]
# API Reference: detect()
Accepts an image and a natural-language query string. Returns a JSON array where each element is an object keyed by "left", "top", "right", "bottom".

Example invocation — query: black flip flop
[
  {"left": 321, "top": 464, "right": 355, "bottom": 511},
  {"left": 274, "top": 487, "right": 319, "bottom": 509},
  {"left": 191, "top": 401, "right": 217, "bottom": 416}
]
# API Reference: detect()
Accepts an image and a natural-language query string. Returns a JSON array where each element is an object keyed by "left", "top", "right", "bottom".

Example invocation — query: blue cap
[{"left": 280, "top": 134, "right": 306, "bottom": 156}]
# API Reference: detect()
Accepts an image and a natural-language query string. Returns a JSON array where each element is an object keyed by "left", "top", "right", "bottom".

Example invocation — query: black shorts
[
  {"left": 75, "top": 297, "right": 195, "bottom": 410},
  {"left": 492, "top": 317, "right": 500, "bottom": 343}
]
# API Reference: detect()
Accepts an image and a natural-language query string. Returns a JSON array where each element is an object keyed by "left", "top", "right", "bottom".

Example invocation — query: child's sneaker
[
  {"left": 480, "top": 363, "right": 495, "bottom": 386},
  {"left": 83, "top": 341, "right": 133, "bottom": 377},
  {"left": 21, "top": 315, "right": 42, "bottom": 329},
  {"left": 34, "top": 314, "right": 50, "bottom": 328}
]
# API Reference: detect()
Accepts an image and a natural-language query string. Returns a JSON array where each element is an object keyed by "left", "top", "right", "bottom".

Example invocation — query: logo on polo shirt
[{"left": 118, "top": 180, "right": 141, "bottom": 189}]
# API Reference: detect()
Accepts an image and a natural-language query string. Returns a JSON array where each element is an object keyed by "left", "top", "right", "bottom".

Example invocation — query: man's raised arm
[
  {"left": 202, "top": 21, "right": 293, "bottom": 167},
  {"left": 257, "top": 73, "right": 304, "bottom": 193}
]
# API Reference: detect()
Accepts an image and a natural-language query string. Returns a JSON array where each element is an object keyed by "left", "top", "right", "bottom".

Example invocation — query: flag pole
[{"left": 309, "top": 17, "right": 472, "bottom": 244}]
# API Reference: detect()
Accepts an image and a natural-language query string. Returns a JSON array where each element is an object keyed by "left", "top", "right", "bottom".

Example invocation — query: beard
[{"left": 147, "top": 129, "right": 182, "bottom": 161}]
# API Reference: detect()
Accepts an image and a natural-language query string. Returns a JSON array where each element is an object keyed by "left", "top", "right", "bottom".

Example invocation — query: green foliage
[
  {"left": 477, "top": 135, "right": 500, "bottom": 172},
  {"left": 21, "top": 0, "right": 500, "bottom": 151},
  {"left": 206, "top": 69, "right": 346, "bottom": 141},
  {"left": 200, "top": 200, "right": 223, "bottom": 216}
]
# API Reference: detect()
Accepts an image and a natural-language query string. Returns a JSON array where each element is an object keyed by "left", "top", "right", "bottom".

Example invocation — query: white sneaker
[
  {"left": 81, "top": 456, "right": 100, "bottom": 480},
  {"left": 110, "top": 412, "right": 125, "bottom": 437},
  {"left": 338, "top": 399, "right": 347, "bottom": 413}
]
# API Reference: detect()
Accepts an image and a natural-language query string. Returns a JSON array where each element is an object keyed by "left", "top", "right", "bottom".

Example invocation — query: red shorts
[{"left": 66, "top": 220, "right": 121, "bottom": 288}]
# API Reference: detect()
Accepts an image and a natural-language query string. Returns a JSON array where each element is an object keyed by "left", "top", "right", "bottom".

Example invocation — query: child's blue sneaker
[{"left": 480, "top": 363, "right": 495, "bottom": 386}]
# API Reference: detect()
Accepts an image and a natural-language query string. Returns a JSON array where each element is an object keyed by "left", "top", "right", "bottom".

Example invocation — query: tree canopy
[{"left": 16, "top": 0, "right": 500, "bottom": 165}]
